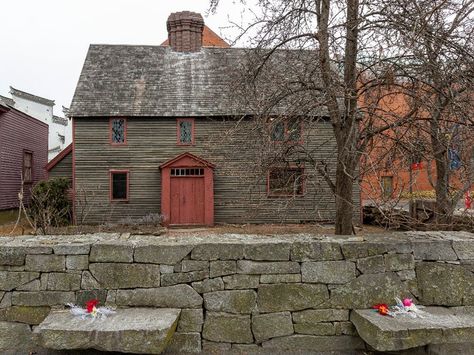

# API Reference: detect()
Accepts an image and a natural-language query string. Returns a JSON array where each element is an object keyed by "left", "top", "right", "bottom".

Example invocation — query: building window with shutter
[
  {"left": 110, "top": 118, "right": 127, "bottom": 145},
  {"left": 177, "top": 118, "right": 195, "bottom": 145},
  {"left": 267, "top": 168, "right": 305, "bottom": 196},
  {"left": 110, "top": 170, "right": 129, "bottom": 202},
  {"left": 23, "top": 151, "right": 33, "bottom": 183}
]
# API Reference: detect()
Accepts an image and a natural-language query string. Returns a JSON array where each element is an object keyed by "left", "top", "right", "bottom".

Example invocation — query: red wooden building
[{"left": 0, "top": 101, "right": 48, "bottom": 210}]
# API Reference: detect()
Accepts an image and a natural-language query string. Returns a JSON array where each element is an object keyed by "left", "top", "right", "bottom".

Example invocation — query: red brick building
[{"left": 360, "top": 90, "right": 473, "bottom": 205}]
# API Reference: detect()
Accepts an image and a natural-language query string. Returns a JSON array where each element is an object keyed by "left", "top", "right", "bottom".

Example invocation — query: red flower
[
  {"left": 373, "top": 303, "right": 390, "bottom": 316},
  {"left": 85, "top": 299, "right": 99, "bottom": 313}
]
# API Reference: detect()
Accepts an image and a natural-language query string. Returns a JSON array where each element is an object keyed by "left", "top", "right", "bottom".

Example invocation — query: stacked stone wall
[{"left": 0, "top": 231, "right": 473, "bottom": 354}]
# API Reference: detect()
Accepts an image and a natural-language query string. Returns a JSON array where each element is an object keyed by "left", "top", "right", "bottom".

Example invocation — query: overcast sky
[{"left": 0, "top": 0, "right": 251, "bottom": 115}]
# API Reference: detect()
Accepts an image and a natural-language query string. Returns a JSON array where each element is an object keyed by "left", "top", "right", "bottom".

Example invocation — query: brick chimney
[{"left": 167, "top": 11, "right": 205, "bottom": 52}]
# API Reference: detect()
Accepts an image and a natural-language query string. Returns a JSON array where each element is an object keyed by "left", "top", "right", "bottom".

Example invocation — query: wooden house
[
  {"left": 65, "top": 11, "right": 348, "bottom": 226},
  {"left": 0, "top": 101, "right": 48, "bottom": 210},
  {"left": 46, "top": 143, "right": 72, "bottom": 180}
]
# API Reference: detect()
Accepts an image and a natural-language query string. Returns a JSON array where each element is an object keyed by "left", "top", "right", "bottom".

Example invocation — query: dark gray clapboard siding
[
  {"left": 48, "top": 150, "right": 73, "bottom": 181},
  {"left": 74, "top": 117, "right": 358, "bottom": 224}
]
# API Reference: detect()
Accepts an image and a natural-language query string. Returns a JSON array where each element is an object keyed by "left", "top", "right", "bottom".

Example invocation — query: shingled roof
[
  {"left": 70, "top": 44, "right": 331, "bottom": 118},
  {"left": 70, "top": 45, "right": 246, "bottom": 117}
]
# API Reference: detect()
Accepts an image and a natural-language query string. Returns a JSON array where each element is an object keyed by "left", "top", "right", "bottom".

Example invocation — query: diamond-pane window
[
  {"left": 111, "top": 118, "right": 126, "bottom": 144},
  {"left": 271, "top": 122, "right": 285, "bottom": 141},
  {"left": 287, "top": 120, "right": 301, "bottom": 141},
  {"left": 269, "top": 119, "right": 302, "bottom": 142},
  {"left": 178, "top": 119, "right": 194, "bottom": 145}
]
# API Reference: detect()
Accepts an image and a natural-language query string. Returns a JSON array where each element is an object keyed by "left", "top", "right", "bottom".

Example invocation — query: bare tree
[
  {"left": 210, "top": 0, "right": 416, "bottom": 234},
  {"left": 210, "top": 0, "right": 474, "bottom": 233},
  {"left": 379, "top": 0, "right": 474, "bottom": 225}
]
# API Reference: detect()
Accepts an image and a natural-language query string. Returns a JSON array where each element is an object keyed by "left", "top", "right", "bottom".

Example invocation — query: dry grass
[
  {"left": 0, "top": 209, "right": 34, "bottom": 236},
  {"left": 0, "top": 208, "right": 387, "bottom": 237}
]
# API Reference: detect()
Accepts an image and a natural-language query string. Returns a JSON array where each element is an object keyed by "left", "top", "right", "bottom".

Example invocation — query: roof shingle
[
  {"left": 70, "top": 45, "right": 245, "bottom": 117},
  {"left": 70, "top": 45, "right": 330, "bottom": 118}
]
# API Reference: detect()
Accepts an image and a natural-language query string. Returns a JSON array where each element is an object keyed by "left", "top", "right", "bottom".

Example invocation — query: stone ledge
[
  {"left": 350, "top": 307, "right": 474, "bottom": 351},
  {"left": 36, "top": 308, "right": 181, "bottom": 354}
]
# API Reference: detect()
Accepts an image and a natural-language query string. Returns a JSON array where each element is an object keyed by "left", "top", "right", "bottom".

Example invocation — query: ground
[{"left": 0, "top": 208, "right": 386, "bottom": 236}]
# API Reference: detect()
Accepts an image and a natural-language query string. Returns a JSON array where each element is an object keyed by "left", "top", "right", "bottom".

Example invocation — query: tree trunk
[
  {"left": 430, "top": 117, "right": 452, "bottom": 227},
  {"left": 317, "top": 0, "right": 360, "bottom": 235},
  {"left": 335, "top": 155, "right": 356, "bottom": 234},
  {"left": 433, "top": 148, "right": 451, "bottom": 226}
]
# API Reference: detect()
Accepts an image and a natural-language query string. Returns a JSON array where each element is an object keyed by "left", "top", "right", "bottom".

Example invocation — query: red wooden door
[{"left": 170, "top": 176, "right": 205, "bottom": 225}]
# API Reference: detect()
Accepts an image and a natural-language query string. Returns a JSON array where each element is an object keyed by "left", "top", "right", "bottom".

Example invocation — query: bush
[{"left": 28, "top": 178, "right": 71, "bottom": 234}]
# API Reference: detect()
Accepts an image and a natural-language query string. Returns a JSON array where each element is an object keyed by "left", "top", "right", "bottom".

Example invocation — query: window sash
[
  {"left": 268, "top": 168, "right": 304, "bottom": 196},
  {"left": 111, "top": 172, "right": 128, "bottom": 200},
  {"left": 178, "top": 120, "right": 193, "bottom": 144},
  {"left": 381, "top": 176, "right": 393, "bottom": 198},
  {"left": 270, "top": 119, "right": 302, "bottom": 142},
  {"left": 111, "top": 118, "right": 126, "bottom": 144},
  {"left": 271, "top": 122, "right": 285, "bottom": 141},
  {"left": 23, "top": 152, "right": 33, "bottom": 183},
  {"left": 171, "top": 168, "right": 204, "bottom": 176},
  {"left": 287, "top": 120, "right": 301, "bottom": 141}
]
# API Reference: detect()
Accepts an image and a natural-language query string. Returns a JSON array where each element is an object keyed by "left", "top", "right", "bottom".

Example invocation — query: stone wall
[{"left": 0, "top": 231, "right": 473, "bottom": 354}]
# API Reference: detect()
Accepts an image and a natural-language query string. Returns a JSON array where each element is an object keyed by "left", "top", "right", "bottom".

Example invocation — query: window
[
  {"left": 269, "top": 118, "right": 302, "bottom": 142},
  {"left": 110, "top": 118, "right": 127, "bottom": 145},
  {"left": 23, "top": 151, "right": 33, "bottom": 183},
  {"left": 177, "top": 119, "right": 194, "bottom": 145},
  {"left": 268, "top": 168, "right": 304, "bottom": 196},
  {"left": 58, "top": 133, "right": 65, "bottom": 144},
  {"left": 411, "top": 142, "right": 424, "bottom": 170},
  {"left": 110, "top": 170, "right": 129, "bottom": 201},
  {"left": 287, "top": 120, "right": 302, "bottom": 142},
  {"left": 381, "top": 176, "right": 393, "bottom": 198},
  {"left": 171, "top": 168, "right": 204, "bottom": 176},
  {"left": 271, "top": 122, "right": 285, "bottom": 141}
]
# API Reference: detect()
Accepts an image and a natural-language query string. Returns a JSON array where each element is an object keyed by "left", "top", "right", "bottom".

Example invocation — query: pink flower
[{"left": 402, "top": 298, "right": 413, "bottom": 307}]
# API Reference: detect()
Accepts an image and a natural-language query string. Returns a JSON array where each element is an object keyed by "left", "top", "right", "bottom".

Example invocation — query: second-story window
[
  {"left": 287, "top": 119, "right": 302, "bottom": 142},
  {"left": 58, "top": 133, "right": 65, "bottom": 145},
  {"left": 110, "top": 118, "right": 127, "bottom": 145},
  {"left": 177, "top": 118, "right": 194, "bottom": 145},
  {"left": 269, "top": 118, "right": 302, "bottom": 143},
  {"left": 271, "top": 121, "right": 285, "bottom": 141}
]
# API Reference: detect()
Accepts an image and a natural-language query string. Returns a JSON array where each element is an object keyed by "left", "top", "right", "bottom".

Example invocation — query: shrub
[{"left": 27, "top": 178, "right": 71, "bottom": 234}]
